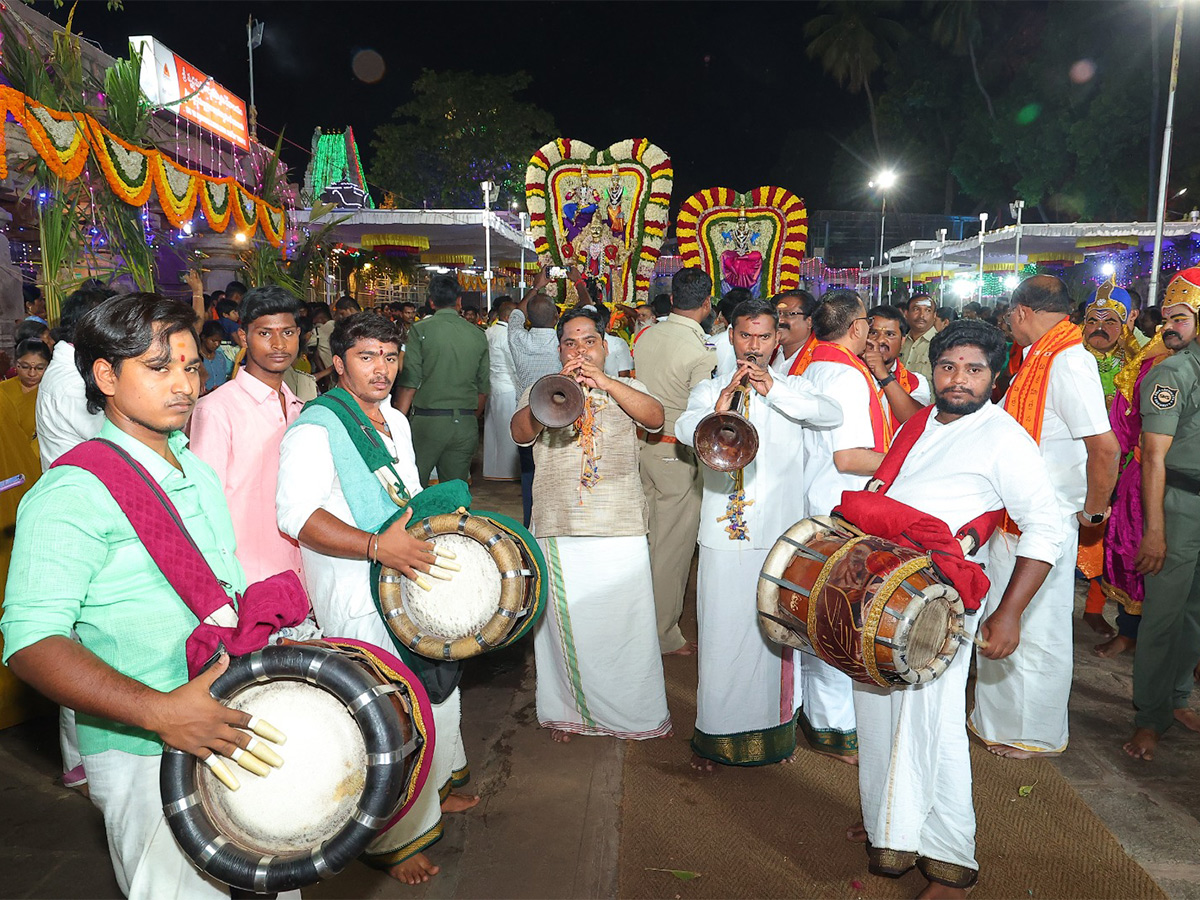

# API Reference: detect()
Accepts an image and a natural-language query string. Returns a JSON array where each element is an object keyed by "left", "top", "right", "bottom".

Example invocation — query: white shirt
[
  {"left": 802, "top": 359, "right": 885, "bottom": 516},
  {"left": 1003, "top": 344, "right": 1110, "bottom": 522},
  {"left": 896, "top": 362, "right": 931, "bottom": 406},
  {"left": 770, "top": 344, "right": 803, "bottom": 375},
  {"left": 276, "top": 403, "right": 421, "bottom": 645},
  {"left": 35, "top": 341, "right": 104, "bottom": 471},
  {"left": 604, "top": 333, "right": 634, "bottom": 377},
  {"left": 713, "top": 333, "right": 738, "bottom": 379},
  {"left": 677, "top": 373, "right": 843, "bottom": 550},
  {"left": 886, "top": 403, "right": 1065, "bottom": 567},
  {"left": 486, "top": 321, "right": 517, "bottom": 393}
]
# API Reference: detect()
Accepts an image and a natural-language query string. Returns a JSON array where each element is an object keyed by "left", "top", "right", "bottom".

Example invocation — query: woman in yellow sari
[{"left": 0, "top": 338, "right": 52, "bottom": 728}]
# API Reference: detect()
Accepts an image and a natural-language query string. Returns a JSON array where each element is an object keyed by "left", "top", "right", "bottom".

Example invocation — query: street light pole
[
  {"left": 1010, "top": 199, "right": 1025, "bottom": 279},
  {"left": 1149, "top": 0, "right": 1186, "bottom": 307},
  {"left": 519, "top": 211, "right": 529, "bottom": 293},
  {"left": 936, "top": 228, "right": 947, "bottom": 306},
  {"left": 878, "top": 193, "right": 887, "bottom": 304},
  {"left": 977, "top": 212, "right": 989, "bottom": 305},
  {"left": 481, "top": 181, "right": 495, "bottom": 310},
  {"left": 246, "top": 18, "right": 263, "bottom": 143}
]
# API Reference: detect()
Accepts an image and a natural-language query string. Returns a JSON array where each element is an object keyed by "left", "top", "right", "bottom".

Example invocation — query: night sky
[{"left": 64, "top": 1, "right": 863, "bottom": 211}]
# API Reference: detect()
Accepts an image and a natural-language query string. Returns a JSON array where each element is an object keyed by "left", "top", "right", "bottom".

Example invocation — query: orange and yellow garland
[{"left": 0, "top": 85, "right": 286, "bottom": 246}]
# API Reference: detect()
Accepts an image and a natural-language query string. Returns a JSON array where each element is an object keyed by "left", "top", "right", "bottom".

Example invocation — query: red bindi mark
[{"left": 180, "top": 354, "right": 186, "bottom": 362}]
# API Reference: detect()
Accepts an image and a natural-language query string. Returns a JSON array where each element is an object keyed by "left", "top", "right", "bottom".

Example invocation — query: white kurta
[
  {"left": 276, "top": 404, "right": 469, "bottom": 861},
  {"left": 971, "top": 344, "right": 1110, "bottom": 753},
  {"left": 604, "top": 333, "right": 634, "bottom": 377},
  {"left": 856, "top": 402, "right": 1063, "bottom": 872},
  {"left": 897, "top": 363, "right": 930, "bottom": 405},
  {"left": 769, "top": 343, "right": 802, "bottom": 375},
  {"left": 799, "top": 358, "right": 884, "bottom": 750},
  {"left": 484, "top": 322, "right": 520, "bottom": 479},
  {"left": 676, "top": 374, "right": 843, "bottom": 762}
]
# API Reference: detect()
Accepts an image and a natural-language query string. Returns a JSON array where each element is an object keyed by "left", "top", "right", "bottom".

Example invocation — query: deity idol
[{"left": 719, "top": 207, "right": 764, "bottom": 296}]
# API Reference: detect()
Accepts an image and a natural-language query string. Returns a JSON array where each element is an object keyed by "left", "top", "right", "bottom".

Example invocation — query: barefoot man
[
  {"left": 676, "top": 298, "right": 841, "bottom": 771},
  {"left": 511, "top": 307, "right": 672, "bottom": 743},
  {"left": 277, "top": 313, "right": 478, "bottom": 884},
  {"left": 969, "top": 275, "right": 1118, "bottom": 759},
  {"left": 1125, "top": 267, "right": 1200, "bottom": 761}
]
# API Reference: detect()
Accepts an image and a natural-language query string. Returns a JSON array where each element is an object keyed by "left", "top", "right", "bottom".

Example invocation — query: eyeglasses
[
  {"left": 15, "top": 363, "right": 47, "bottom": 373},
  {"left": 778, "top": 311, "right": 809, "bottom": 319}
]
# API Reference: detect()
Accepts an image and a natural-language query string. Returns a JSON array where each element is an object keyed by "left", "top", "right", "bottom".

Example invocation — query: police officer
[
  {"left": 394, "top": 274, "right": 490, "bottom": 486},
  {"left": 1125, "top": 266, "right": 1200, "bottom": 761},
  {"left": 632, "top": 267, "right": 716, "bottom": 654}
]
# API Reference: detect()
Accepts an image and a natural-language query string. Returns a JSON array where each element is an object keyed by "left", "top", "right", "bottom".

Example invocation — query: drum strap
[{"left": 52, "top": 440, "right": 310, "bottom": 678}]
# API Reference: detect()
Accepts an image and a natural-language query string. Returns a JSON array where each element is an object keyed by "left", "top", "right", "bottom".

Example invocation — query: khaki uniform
[
  {"left": 395, "top": 308, "right": 490, "bottom": 486},
  {"left": 900, "top": 326, "right": 938, "bottom": 382},
  {"left": 1133, "top": 339, "right": 1200, "bottom": 733},
  {"left": 632, "top": 313, "right": 716, "bottom": 652}
]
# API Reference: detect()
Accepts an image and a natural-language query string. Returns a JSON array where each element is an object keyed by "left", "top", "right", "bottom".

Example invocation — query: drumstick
[
  {"left": 246, "top": 736, "right": 284, "bottom": 768},
  {"left": 203, "top": 754, "right": 240, "bottom": 791},
  {"left": 972, "top": 635, "right": 990, "bottom": 649},
  {"left": 230, "top": 746, "right": 272, "bottom": 777},
  {"left": 247, "top": 716, "right": 287, "bottom": 745}
]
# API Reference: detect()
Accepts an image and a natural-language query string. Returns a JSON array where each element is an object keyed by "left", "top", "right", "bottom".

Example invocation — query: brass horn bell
[
  {"left": 694, "top": 409, "right": 759, "bottom": 472},
  {"left": 529, "top": 374, "right": 586, "bottom": 428}
]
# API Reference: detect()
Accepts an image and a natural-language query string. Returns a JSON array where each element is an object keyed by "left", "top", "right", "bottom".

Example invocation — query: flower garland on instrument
[
  {"left": 574, "top": 393, "right": 604, "bottom": 501},
  {"left": 715, "top": 390, "right": 754, "bottom": 541}
]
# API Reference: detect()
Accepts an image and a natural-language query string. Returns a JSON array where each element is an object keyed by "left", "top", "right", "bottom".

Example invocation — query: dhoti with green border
[
  {"left": 533, "top": 534, "right": 672, "bottom": 739},
  {"left": 693, "top": 545, "right": 802, "bottom": 765}
]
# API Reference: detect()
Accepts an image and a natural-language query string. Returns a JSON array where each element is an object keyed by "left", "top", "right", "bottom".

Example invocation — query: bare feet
[
  {"left": 985, "top": 744, "right": 1041, "bottom": 759},
  {"left": 551, "top": 729, "right": 572, "bottom": 743},
  {"left": 1083, "top": 612, "right": 1116, "bottom": 636},
  {"left": 689, "top": 753, "right": 717, "bottom": 775},
  {"left": 1123, "top": 727, "right": 1159, "bottom": 760},
  {"left": 810, "top": 749, "right": 858, "bottom": 766},
  {"left": 1094, "top": 635, "right": 1136, "bottom": 658},
  {"left": 917, "top": 882, "right": 969, "bottom": 899},
  {"left": 1173, "top": 708, "right": 1200, "bottom": 733},
  {"left": 388, "top": 852, "right": 440, "bottom": 884},
  {"left": 846, "top": 820, "right": 868, "bottom": 843},
  {"left": 440, "top": 791, "right": 480, "bottom": 813},
  {"left": 663, "top": 641, "right": 696, "bottom": 657}
]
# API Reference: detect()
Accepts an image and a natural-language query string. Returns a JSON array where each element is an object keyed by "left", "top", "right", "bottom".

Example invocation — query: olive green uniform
[
  {"left": 396, "top": 308, "right": 490, "bottom": 486},
  {"left": 1133, "top": 339, "right": 1200, "bottom": 733}
]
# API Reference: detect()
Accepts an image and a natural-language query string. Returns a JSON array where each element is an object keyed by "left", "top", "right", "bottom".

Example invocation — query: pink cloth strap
[{"left": 53, "top": 439, "right": 309, "bottom": 677}]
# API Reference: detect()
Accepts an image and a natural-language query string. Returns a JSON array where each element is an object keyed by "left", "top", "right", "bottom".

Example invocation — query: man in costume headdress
[
  {"left": 1123, "top": 266, "right": 1200, "bottom": 760},
  {"left": 1095, "top": 271, "right": 1200, "bottom": 658},
  {"left": 1077, "top": 277, "right": 1141, "bottom": 635}
]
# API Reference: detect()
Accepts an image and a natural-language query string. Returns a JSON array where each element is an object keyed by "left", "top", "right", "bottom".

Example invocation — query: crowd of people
[{"left": 0, "top": 260, "right": 1197, "bottom": 900}]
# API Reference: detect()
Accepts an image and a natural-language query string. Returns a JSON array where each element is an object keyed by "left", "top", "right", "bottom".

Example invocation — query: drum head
[
  {"left": 199, "top": 681, "right": 367, "bottom": 853},
  {"left": 892, "top": 583, "right": 965, "bottom": 684},
  {"left": 402, "top": 533, "right": 501, "bottom": 640}
]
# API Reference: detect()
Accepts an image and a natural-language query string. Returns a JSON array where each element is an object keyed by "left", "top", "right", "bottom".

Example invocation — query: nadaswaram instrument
[
  {"left": 757, "top": 516, "right": 966, "bottom": 687},
  {"left": 528, "top": 373, "right": 586, "bottom": 428},
  {"left": 693, "top": 354, "right": 760, "bottom": 472},
  {"left": 160, "top": 640, "right": 434, "bottom": 893}
]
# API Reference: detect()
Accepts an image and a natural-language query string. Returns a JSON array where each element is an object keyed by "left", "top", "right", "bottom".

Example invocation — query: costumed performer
[
  {"left": 510, "top": 307, "right": 672, "bottom": 742},
  {"left": 675, "top": 297, "right": 842, "bottom": 770}
]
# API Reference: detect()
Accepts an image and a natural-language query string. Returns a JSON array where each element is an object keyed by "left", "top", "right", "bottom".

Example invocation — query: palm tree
[
  {"left": 804, "top": 1, "right": 907, "bottom": 157},
  {"left": 924, "top": 0, "right": 994, "bottom": 119}
]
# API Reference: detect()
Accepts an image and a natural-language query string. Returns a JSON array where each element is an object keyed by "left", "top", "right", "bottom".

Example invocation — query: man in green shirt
[
  {"left": 394, "top": 274, "right": 490, "bottom": 486},
  {"left": 1, "top": 294, "right": 267, "bottom": 898}
]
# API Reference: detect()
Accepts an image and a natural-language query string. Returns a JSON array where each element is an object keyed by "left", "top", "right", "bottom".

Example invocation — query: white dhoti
[
  {"left": 799, "top": 654, "right": 857, "bottom": 756},
  {"left": 483, "top": 389, "right": 519, "bottom": 480},
  {"left": 694, "top": 545, "right": 801, "bottom": 764},
  {"left": 85, "top": 750, "right": 300, "bottom": 900},
  {"left": 855, "top": 610, "right": 981, "bottom": 886},
  {"left": 534, "top": 534, "right": 672, "bottom": 739},
  {"left": 968, "top": 525, "right": 1078, "bottom": 754}
]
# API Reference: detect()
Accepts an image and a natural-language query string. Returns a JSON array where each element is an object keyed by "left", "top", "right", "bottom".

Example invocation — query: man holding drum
[
  {"left": 845, "top": 320, "right": 1064, "bottom": 896},
  {"left": 1, "top": 293, "right": 290, "bottom": 899},
  {"left": 676, "top": 297, "right": 842, "bottom": 771},
  {"left": 511, "top": 307, "right": 672, "bottom": 743},
  {"left": 277, "top": 313, "right": 476, "bottom": 885}
]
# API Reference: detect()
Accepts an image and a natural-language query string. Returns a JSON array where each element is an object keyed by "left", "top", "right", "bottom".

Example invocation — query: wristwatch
[
  {"left": 877, "top": 373, "right": 896, "bottom": 387},
  {"left": 1080, "top": 510, "right": 1105, "bottom": 524}
]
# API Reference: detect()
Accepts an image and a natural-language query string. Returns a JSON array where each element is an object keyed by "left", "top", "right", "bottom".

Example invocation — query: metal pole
[
  {"left": 483, "top": 183, "right": 493, "bottom": 310},
  {"left": 977, "top": 212, "right": 988, "bottom": 305},
  {"left": 247, "top": 17, "right": 257, "bottom": 142},
  {"left": 1012, "top": 200, "right": 1025, "bottom": 278},
  {"left": 1149, "top": 0, "right": 1185, "bottom": 307},
  {"left": 877, "top": 195, "right": 887, "bottom": 304},
  {"left": 937, "top": 228, "right": 947, "bottom": 307},
  {"left": 519, "top": 211, "right": 528, "bottom": 294}
]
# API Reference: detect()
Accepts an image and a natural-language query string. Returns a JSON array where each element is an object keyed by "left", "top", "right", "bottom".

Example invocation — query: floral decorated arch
[
  {"left": 525, "top": 137, "right": 672, "bottom": 305},
  {"left": 676, "top": 186, "right": 808, "bottom": 299}
]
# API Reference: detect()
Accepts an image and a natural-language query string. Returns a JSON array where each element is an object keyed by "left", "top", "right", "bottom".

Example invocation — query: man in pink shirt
[{"left": 191, "top": 286, "right": 306, "bottom": 584}]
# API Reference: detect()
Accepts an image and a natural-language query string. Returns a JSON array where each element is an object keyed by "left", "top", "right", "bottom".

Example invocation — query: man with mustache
[
  {"left": 898, "top": 293, "right": 939, "bottom": 381},
  {"left": 769, "top": 289, "right": 818, "bottom": 376},
  {"left": 1124, "top": 267, "right": 1200, "bottom": 761},
  {"left": 863, "top": 305, "right": 931, "bottom": 431},
  {"left": 1077, "top": 278, "right": 1141, "bottom": 636}
]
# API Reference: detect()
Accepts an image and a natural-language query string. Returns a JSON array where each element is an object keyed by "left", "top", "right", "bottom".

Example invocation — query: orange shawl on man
[
  {"left": 786, "top": 334, "right": 819, "bottom": 376},
  {"left": 805, "top": 341, "right": 893, "bottom": 452},
  {"left": 999, "top": 317, "right": 1082, "bottom": 533},
  {"left": 886, "top": 360, "right": 921, "bottom": 432}
]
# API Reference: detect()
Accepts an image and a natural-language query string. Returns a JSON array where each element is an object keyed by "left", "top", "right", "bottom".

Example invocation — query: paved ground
[{"left": 1, "top": 464, "right": 1198, "bottom": 898}]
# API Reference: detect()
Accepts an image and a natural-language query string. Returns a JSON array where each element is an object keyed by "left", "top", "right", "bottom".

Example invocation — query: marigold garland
[
  {"left": 87, "top": 118, "right": 154, "bottom": 205},
  {"left": 20, "top": 99, "right": 90, "bottom": 181},
  {"left": 230, "top": 182, "right": 259, "bottom": 232},
  {"left": 150, "top": 154, "right": 201, "bottom": 228},
  {"left": 198, "top": 178, "right": 235, "bottom": 233},
  {"left": 258, "top": 199, "right": 285, "bottom": 247}
]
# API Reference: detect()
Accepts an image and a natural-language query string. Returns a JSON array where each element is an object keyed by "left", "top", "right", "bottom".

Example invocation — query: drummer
[
  {"left": 276, "top": 312, "right": 478, "bottom": 885},
  {"left": 0, "top": 293, "right": 281, "bottom": 899},
  {"left": 843, "top": 320, "right": 1064, "bottom": 896}
]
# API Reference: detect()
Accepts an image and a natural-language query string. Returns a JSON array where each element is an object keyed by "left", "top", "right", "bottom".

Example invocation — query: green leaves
[{"left": 1017, "top": 780, "right": 1038, "bottom": 798}]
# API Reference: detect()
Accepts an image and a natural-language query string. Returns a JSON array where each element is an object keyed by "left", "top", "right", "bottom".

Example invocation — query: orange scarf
[
  {"left": 886, "top": 360, "right": 921, "bottom": 431},
  {"left": 787, "top": 333, "right": 819, "bottom": 376},
  {"left": 999, "top": 317, "right": 1081, "bottom": 534},
  {"left": 809, "top": 341, "right": 893, "bottom": 452}
]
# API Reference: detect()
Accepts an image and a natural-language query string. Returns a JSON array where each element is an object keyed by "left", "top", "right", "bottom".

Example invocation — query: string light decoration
[{"left": 303, "top": 127, "right": 374, "bottom": 207}]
